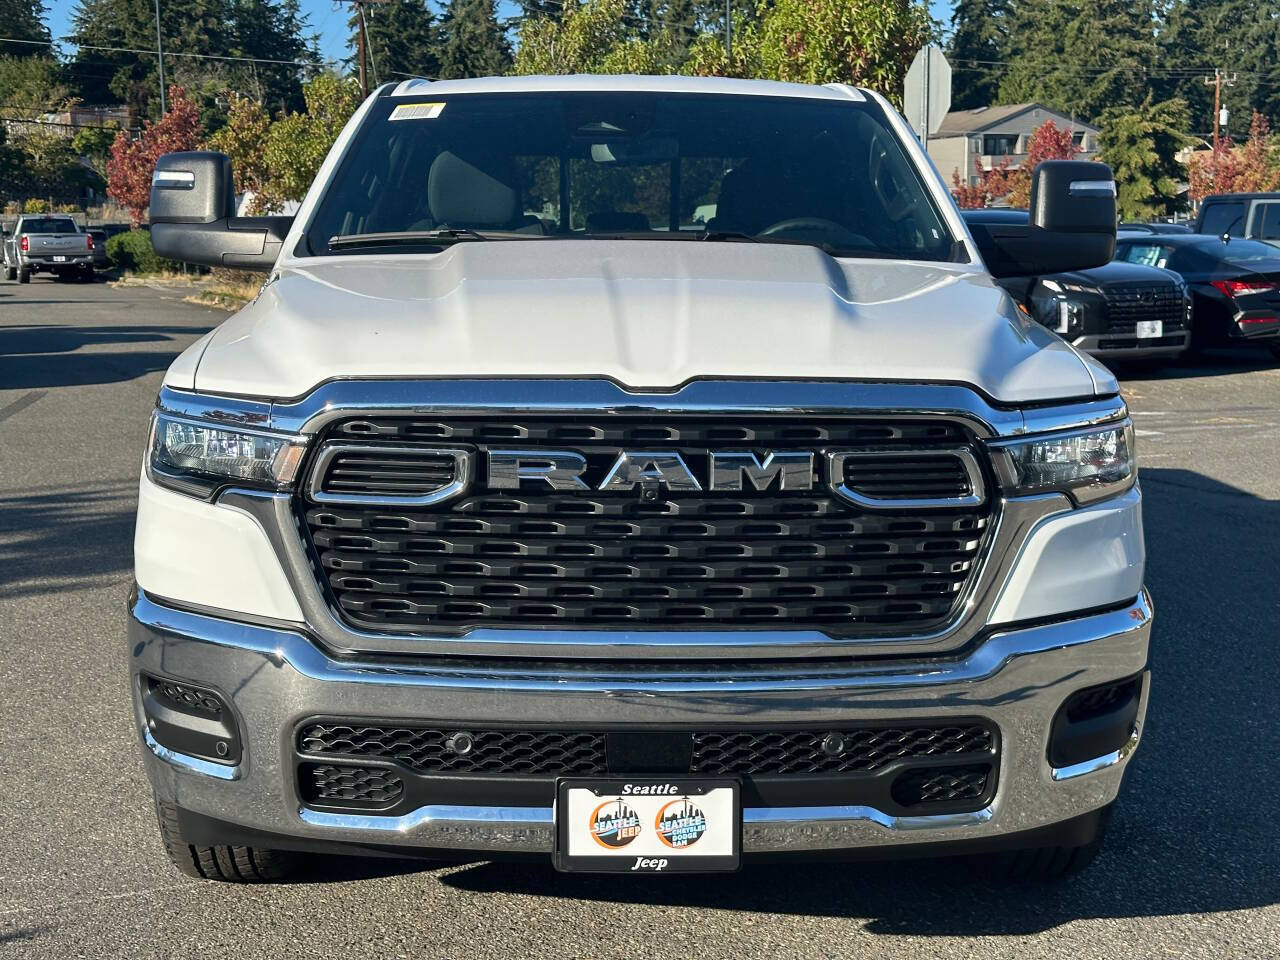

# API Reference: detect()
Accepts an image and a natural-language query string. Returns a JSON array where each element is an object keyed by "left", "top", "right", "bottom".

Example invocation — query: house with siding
[{"left": 926, "top": 103, "right": 1100, "bottom": 189}]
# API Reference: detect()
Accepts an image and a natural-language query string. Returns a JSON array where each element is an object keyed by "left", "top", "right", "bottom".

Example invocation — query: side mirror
[
  {"left": 150, "top": 151, "right": 293, "bottom": 270},
  {"left": 967, "top": 161, "right": 1117, "bottom": 280}
]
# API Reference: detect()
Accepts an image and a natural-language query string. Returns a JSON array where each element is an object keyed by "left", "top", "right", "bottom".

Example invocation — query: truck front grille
[
  {"left": 1104, "top": 281, "right": 1188, "bottom": 334},
  {"left": 300, "top": 415, "right": 993, "bottom": 637}
]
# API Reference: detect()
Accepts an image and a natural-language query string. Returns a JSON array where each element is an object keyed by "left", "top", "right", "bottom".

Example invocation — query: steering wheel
[{"left": 758, "top": 217, "right": 871, "bottom": 250}]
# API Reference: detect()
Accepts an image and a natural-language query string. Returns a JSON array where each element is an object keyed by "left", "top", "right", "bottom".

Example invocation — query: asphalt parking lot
[{"left": 1, "top": 275, "right": 1277, "bottom": 959}]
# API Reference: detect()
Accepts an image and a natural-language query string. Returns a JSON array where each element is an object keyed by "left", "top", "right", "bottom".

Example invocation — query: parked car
[
  {"left": 131, "top": 77, "right": 1148, "bottom": 883},
  {"left": 1193, "top": 192, "right": 1280, "bottom": 247},
  {"left": 1115, "top": 233, "right": 1280, "bottom": 357},
  {"left": 1119, "top": 222, "right": 1193, "bottom": 235},
  {"left": 965, "top": 209, "right": 1190, "bottom": 363},
  {"left": 88, "top": 229, "right": 109, "bottom": 271},
  {"left": 1, "top": 214, "right": 95, "bottom": 282}
]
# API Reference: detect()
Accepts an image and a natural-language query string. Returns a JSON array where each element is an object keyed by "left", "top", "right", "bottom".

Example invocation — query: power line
[{"left": 0, "top": 35, "right": 340, "bottom": 67}]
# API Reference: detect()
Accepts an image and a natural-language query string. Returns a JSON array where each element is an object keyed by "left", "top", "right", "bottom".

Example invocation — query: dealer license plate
[
  {"left": 554, "top": 778, "right": 740, "bottom": 873},
  {"left": 1135, "top": 320, "right": 1163, "bottom": 338},
  {"left": 52, "top": 255, "right": 67, "bottom": 262}
]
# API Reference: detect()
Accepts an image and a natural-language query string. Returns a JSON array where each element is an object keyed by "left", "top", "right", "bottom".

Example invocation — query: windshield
[
  {"left": 305, "top": 92, "right": 957, "bottom": 261},
  {"left": 22, "top": 218, "right": 78, "bottom": 234}
]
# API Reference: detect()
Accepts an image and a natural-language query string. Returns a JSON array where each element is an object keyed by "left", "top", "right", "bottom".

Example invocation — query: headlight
[
  {"left": 991, "top": 421, "right": 1135, "bottom": 506},
  {"left": 148, "top": 413, "right": 307, "bottom": 499}
]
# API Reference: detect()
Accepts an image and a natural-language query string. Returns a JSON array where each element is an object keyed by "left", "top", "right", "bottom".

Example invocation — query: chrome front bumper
[{"left": 130, "top": 588, "right": 1151, "bottom": 856}]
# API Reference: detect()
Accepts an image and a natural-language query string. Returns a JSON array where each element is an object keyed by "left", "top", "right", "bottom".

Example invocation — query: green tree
[
  {"left": 684, "top": 0, "right": 931, "bottom": 106},
  {"left": 437, "top": 0, "right": 511, "bottom": 79},
  {"left": 205, "top": 91, "right": 272, "bottom": 207},
  {"left": 0, "top": 0, "right": 52, "bottom": 51},
  {"left": 227, "top": 0, "right": 316, "bottom": 115},
  {"left": 513, "top": 0, "right": 679, "bottom": 75},
  {"left": 259, "top": 72, "right": 360, "bottom": 208},
  {"left": 998, "top": 0, "right": 1159, "bottom": 124},
  {"left": 946, "top": 0, "right": 1010, "bottom": 110},
  {"left": 1159, "top": 0, "right": 1280, "bottom": 131},
  {"left": 72, "top": 123, "right": 120, "bottom": 178},
  {"left": 1097, "top": 96, "right": 1192, "bottom": 220},
  {"left": 349, "top": 0, "right": 441, "bottom": 83}
]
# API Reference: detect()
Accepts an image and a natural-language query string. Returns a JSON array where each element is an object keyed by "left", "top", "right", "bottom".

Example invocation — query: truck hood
[{"left": 178, "top": 240, "right": 1108, "bottom": 403}]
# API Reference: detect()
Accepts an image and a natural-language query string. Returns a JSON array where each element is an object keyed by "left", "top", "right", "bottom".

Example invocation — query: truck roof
[{"left": 388, "top": 74, "right": 868, "bottom": 102}]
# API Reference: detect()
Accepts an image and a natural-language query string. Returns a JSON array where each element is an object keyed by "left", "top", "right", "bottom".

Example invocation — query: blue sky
[{"left": 40, "top": 0, "right": 955, "bottom": 71}]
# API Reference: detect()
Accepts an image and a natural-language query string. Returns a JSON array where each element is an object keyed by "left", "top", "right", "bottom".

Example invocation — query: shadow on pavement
[
  {"left": 0, "top": 482, "right": 138, "bottom": 599},
  {"left": 0, "top": 323, "right": 211, "bottom": 389},
  {"left": 1108, "top": 346, "right": 1277, "bottom": 382}
]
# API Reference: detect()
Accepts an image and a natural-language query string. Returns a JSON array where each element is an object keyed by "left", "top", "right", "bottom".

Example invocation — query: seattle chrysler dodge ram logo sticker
[{"left": 654, "top": 798, "right": 708, "bottom": 849}]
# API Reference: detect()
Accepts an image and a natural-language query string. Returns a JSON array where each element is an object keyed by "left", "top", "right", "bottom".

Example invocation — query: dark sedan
[
  {"left": 1114, "top": 234, "right": 1280, "bottom": 357},
  {"left": 964, "top": 209, "right": 1191, "bottom": 362}
]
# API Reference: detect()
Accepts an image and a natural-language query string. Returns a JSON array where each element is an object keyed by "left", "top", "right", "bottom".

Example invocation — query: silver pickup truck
[{"left": 2, "top": 214, "right": 96, "bottom": 282}]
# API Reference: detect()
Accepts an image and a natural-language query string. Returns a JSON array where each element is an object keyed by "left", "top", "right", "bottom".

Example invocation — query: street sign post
[{"left": 903, "top": 45, "right": 952, "bottom": 149}]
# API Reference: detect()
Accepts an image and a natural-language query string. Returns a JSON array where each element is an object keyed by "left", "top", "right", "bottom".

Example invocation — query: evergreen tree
[
  {"left": 348, "top": 0, "right": 441, "bottom": 83},
  {"left": 1159, "top": 0, "right": 1280, "bottom": 131},
  {"left": 997, "top": 0, "right": 1159, "bottom": 124},
  {"left": 1097, "top": 96, "right": 1192, "bottom": 219},
  {"left": 1, "top": 0, "right": 52, "bottom": 51},
  {"left": 229, "top": 0, "right": 316, "bottom": 115},
  {"left": 438, "top": 0, "right": 511, "bottom": 79},
  {"left": 946, "top": 0, "right": 1010, "bottom": 110}
]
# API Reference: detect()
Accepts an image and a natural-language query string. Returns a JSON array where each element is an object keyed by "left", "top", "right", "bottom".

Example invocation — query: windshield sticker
[{"left": 390, "top": 102, "right": 446, "bottom": 121}]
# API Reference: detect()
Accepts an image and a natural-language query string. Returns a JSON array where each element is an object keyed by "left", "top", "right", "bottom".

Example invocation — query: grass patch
[{"left": 182, "top": 271, "right": 269, "bottom": 310}]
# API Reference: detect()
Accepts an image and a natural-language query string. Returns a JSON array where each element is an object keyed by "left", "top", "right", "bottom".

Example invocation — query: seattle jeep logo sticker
[
  {"left": 589, "top": 799, "right": 642, "bottom": 848},
  {"left": 654, "top": 798, "right": 708, "bottom": 849}
]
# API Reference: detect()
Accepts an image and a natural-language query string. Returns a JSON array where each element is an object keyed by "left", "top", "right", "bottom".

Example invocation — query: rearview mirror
[
  {"left": 966, "top": 160, "right": 1117, "bottom": 279},
  {"left": 150, "top": 151, "right": 293, "bottom": 270}
]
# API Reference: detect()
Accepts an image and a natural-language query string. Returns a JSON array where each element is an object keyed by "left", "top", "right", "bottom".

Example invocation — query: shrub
[
  {"left": 23, "top": 198, "right": 50, "bottom": 213},
  {"left": 106, "top": 228, "right": 180, "bottom": 274}
]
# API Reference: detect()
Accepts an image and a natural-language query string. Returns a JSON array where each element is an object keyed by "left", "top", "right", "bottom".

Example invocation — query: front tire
[
  {"left": 4, "top": 263, "right": 14, "bottom": 281},
  {"left": 154, "top": 795, "right": 298, "bottom": 882}
]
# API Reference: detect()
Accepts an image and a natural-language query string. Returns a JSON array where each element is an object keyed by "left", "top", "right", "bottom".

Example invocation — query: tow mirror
[
  {"left": 967, "top": 160, "right": 1117, "bottom": 279},
  {"left": 149, "top": 151, "right": 293, "bottom": 270}
]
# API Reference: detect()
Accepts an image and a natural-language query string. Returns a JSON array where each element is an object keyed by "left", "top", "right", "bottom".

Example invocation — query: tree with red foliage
[
  {"left": 950, "top": 119, "right": 1080, "bottom": 209},
  {"left": 1188, "top": 111, "right": 1280, "bottom": 202},
  {"left": 106, "top": 86, "right": 201, "bottom": 226}
]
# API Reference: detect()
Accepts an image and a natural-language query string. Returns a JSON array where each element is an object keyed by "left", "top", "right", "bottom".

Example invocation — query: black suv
[{"left": 965, "top": 209, "right": 1191, "bottom": 363}]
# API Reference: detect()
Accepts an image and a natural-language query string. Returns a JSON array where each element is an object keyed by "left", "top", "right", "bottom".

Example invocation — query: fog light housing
[{"left": 141, "top": 674, "right": 241, "bottom": 766}]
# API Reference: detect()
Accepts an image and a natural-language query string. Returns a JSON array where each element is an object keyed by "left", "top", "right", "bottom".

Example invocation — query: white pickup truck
[
  {"left": 132, "top": 75, "right": 1149, "bottom": 882},
  {"left": 2, "top": 213, "right": 95, "bottom": 282}
]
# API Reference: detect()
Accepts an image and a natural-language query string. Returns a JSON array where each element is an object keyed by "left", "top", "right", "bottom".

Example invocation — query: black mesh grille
[
  {"left": 299, "top": 723, "right": 608, "bottom": 775},
  {"left": 302, "top": 415, "right": 992, "bottom": 635},
  {"left": 299, "top": 721, "right": 995, "bottom": 778},
  {"left": 1104, "top": 282, "right": 1187, "bottom": 334},
  {"left": 150, "top": 678, "right": 223, "bottom": 716},
  {"left": 1064, "top": 675, "right": 1143, "bottom": 723},
  {"left": 891, "top": 765, "right": 990, "bottom": 807},
  {"left": 690, "top": 724, "right": 994, "bottom": 775},
  {"left": 300, "top": 763, "right": 404, "bottom": 806},
  {"left": 842, "top": 453, "right": 973, "bottom": 499},
  {"left": 315, "top": 446, "right": 459, "bottom": 498}
]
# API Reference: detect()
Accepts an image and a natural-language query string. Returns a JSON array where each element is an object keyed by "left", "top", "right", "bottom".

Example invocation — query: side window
[
  {"left": 1252, "top": 202, "right": 1280, "bottom": 241},
  {"left": 1200, "top": 202, "right": 1245, "bottom": 238},
  {"left": 1118, "top": 243, "right": 1165, "bottom": 267}
]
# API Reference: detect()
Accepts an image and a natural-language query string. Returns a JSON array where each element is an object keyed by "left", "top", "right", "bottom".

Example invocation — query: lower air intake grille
[
  {"left": 298, "top": 721, "right": 996, "bottom": 778},
  {"left": 299, "top": 723, "right": 609, "bottom": 776},
  {"left": 891, "top": 764, "right": 990, "bottom": 807},
  {"left": 299, "top": 763, "right": 404, "bottom": 806},
  {"left": 690, "top": 724, "right": 994, "bottom": 775}
]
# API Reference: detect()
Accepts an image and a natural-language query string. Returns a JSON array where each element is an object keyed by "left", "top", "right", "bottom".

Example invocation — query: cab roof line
[{"left": 821, "top": 83, "right": 867, "bottom": 101}]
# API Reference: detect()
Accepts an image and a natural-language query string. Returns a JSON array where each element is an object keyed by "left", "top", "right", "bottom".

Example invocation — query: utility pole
[
  {"left": 346, "top": 0, "right": 388, "bottom": 100},
  {"left": 725, "top": 0, "right": 731, "bottom": 58},
  {"left": 1203, "top": 67, "right": 1238, "bottom": 152},
  {"left": 154, "top": 0, "right": 166, "bottom": 114}
]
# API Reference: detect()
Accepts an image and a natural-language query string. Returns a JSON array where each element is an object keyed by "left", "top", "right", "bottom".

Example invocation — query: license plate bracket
[
  {"left": 554, "top": 777, "right": 740, "bottom": 873},
  {"left": 52, "top": 255, "right": 67, "bottom": 262},
  {"left": 1135, "top": 319, "right": 1163, "bottom": 338}
]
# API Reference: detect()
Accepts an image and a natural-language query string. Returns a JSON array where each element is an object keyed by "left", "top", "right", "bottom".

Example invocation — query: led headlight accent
[
  {"left": 992, "top": 421, "right": 1135, "bottom": 506},
  {"left": 148, "top": 413, "right": 306, "bottom": 498}
]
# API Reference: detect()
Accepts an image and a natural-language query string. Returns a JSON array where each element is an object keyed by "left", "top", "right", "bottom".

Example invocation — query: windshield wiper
[
  {"left": 327, "top": 228, "right": 536, "bottom": 250},
  {"left": 697, "top": 230, "right": 762, "bottom": 243}
]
